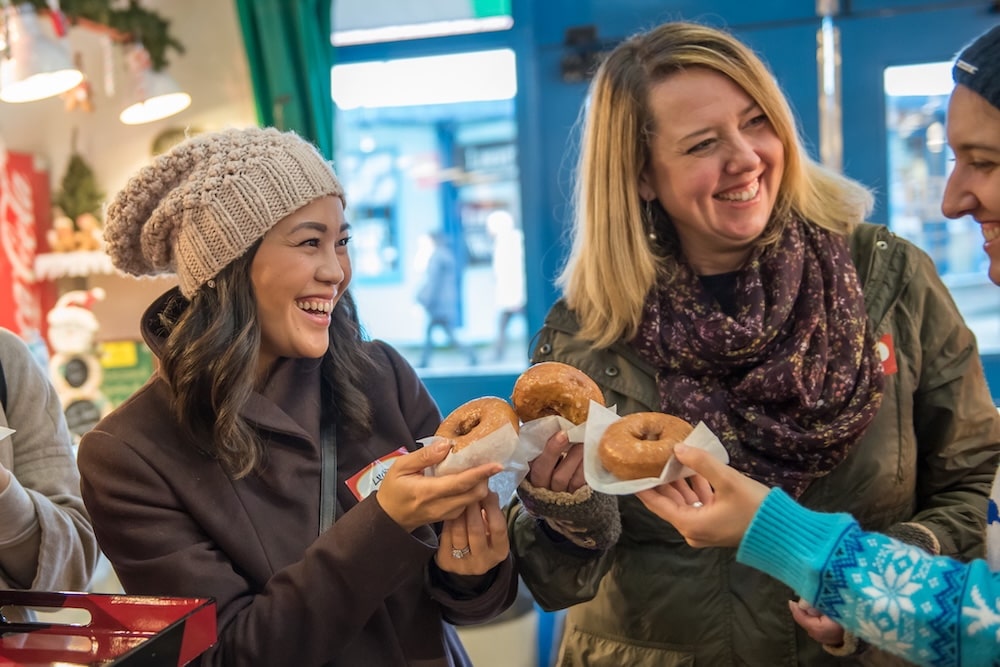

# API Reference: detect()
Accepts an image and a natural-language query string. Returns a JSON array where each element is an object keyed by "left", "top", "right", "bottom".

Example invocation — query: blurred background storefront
[
  {"left": 0, "top": 1, "right": 996, "bottom": 665},
  {"left": 2, "top": 0, "right": 995, "bottom": 416}
]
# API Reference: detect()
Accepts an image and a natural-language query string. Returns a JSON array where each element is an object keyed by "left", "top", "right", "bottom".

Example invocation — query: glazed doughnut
[
  {"left": 598, "top": 412, "right": 694, "bottom": 480},
  {"left": 511, "top": 361, "right": 604, "bottom": 425},
  {"left": 435, "top": 396, "right": 519, "bottom": 451}
]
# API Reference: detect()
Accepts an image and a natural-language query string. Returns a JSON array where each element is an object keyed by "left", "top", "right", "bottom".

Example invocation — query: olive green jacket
[{"left": 509, "top": 223, "right": 1000, "bottom": 666}]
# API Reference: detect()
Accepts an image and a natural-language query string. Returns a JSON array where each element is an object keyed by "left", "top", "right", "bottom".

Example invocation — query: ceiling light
[
  {"left": 119, "top": 43, "right": 190, "bottom": 125},
  {"left": 0, "top": 2, "right": 83, "bottom": 103}
]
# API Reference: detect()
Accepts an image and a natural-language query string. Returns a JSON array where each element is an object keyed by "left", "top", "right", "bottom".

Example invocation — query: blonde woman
[
  {"left": 507, "top": 21, "right": 1000, "bottom": 665},
  {"left": 638, "top": 23, "right": 1000, "bottom": 667}
]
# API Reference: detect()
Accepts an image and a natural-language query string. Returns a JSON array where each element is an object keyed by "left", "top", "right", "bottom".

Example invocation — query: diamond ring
[{"left": 451, "top": 546, "right": 471, "bottom": 559}]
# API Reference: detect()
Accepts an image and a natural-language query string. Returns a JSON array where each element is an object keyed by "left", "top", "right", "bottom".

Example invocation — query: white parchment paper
[{"left": 421, "top": 421, "right": 528, "bottom": 503}]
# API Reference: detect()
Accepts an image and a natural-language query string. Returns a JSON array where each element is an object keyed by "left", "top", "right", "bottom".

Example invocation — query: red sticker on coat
[
  {"left": 878, "top": 334, "right": 897, "bottom": 375},
  {"left": 345, "top": 447, "right": 408, "bottom": 501}
]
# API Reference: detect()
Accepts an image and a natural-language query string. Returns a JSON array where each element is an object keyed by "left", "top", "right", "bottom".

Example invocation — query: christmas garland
[{"left": 19, "top": 0, "right": 184, "bottom": 70}]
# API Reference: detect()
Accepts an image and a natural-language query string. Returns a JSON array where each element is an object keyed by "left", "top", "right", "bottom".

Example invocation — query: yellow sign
[{"left": 101, "top": 340, "right": 139, "bottom": 368}]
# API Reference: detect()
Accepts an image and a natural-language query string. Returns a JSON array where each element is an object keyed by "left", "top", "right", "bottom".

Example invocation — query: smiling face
[
  {"left": 638, "top": 67, "right": 785, "bottom": 274},
  {"left": 943, "top": 84, "right": 1000, "bottom": 286},
  {"left": 250, "top": 195, "right": 351, "bottom": 375}
]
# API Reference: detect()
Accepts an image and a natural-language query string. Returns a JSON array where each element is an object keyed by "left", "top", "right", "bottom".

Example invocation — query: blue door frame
[{"left": 838, "top": 3, "right": 1000, "bottom": 398}]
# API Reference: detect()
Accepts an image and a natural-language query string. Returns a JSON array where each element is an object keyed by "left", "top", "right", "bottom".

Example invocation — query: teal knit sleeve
[
  {"left": 737, "top": 488, "right": 855, "bottom": 604},
  {"left": 737, "top": 488, "right": 1000, "bottom": 667}
]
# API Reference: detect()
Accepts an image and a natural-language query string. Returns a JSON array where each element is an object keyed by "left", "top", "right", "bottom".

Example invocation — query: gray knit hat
[
  {"left": 104, "top": 126, "right": 345, "bottom": 298},
  {"left": 954, "top": 23, "right": 1000, "bottom": 113}
]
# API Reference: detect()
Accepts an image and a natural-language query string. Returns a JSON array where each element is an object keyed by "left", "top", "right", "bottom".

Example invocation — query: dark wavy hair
[{"left": 156, "top": 243, "right": 375, "bottom": 478}]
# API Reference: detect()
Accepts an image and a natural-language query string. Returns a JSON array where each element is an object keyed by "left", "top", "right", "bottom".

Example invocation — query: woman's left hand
[
  {"left": 789, "top": 599, "right": 846, "bottom": 647},
  {"left": 435, "top": 491, "right": 509, "bottom": 575},
  {"left": 635, "top": 444, "right": 766, "bottom": 548}
]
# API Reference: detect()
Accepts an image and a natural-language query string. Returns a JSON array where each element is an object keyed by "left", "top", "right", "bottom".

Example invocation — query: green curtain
[{"left": 232, "top": 0, "right": 334, "bottom": 157}]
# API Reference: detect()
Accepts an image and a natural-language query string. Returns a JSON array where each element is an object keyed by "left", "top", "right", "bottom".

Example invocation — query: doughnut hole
[{"left": 435, "top": 396, "right": 519, "bottom": 452}]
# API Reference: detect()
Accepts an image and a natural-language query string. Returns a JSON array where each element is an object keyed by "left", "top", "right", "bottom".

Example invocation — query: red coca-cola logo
[{"left": 0, "top": 147, "right": 41, "bottom": 333}]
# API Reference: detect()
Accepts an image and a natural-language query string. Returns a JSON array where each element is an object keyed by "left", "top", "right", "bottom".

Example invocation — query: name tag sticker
[
  {"left": 877, "top": 333, "right": 898, "bottom": 376},
  {"left": 346, "top": 447, "right": 408, "bottom": 501}
]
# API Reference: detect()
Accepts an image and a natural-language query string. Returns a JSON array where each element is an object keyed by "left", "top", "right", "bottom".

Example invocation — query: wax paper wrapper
[
  {"left": 583, "top": 402, "right": 729, "bottom": 494},
  {"left": 515, "top": 399, "right": 615, "bottom": 464},
  {"left": 421, "top": 421, "right": 526, "bottom": 503}
]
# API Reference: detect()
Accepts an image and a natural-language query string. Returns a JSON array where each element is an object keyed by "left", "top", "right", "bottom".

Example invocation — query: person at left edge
[
  {"left": 76, "top": 126, "right": 517, "bottom": 666},
  {"left": 0, "top": 327, "right": 99, "bottom": 620}
]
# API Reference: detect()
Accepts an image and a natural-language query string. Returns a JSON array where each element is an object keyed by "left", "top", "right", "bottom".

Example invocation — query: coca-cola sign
[{"left": 0, "top": 145, "right": 46, "bottom": 336}]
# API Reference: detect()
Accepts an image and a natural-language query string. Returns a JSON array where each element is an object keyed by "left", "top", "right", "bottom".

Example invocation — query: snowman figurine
[{"left": 46, "top": 287, "right": 110, "bottom": 444}]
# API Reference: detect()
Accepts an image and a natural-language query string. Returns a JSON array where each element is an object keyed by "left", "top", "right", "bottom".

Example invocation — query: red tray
[{"left": 0, "top": 590, "right": 216, "bottom": 666}]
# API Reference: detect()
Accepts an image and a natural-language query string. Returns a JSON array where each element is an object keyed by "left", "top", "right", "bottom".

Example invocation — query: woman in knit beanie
[
  {"left": 77, "top": 126, "right": 517, "bottom": 666},
  {"left": 634, "top": 23, "right": 1000, "bottom": 667}
]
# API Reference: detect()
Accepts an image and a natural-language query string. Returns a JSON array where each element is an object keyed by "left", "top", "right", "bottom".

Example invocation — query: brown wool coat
[{"left": 78, "top": 291, "right": 517, "bottom": 666}]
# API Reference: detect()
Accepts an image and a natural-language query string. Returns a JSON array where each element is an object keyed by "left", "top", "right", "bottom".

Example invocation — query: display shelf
[
  {"left": 0, "top": 589, "right": 216, "bottom": 666},
  {"left": 34, "top": 250, "right": 115, "bottom": 281}
]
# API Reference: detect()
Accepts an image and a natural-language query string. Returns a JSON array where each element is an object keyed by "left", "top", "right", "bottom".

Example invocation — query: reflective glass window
[
  {"left": 884, "top": 63, "right": 1000, "bottom": 352},
  {"left": 333, "top": 49, "right": 528, "bottom": 374},
  {"left": 332, "top": 0, "right": 512, "bottom": 46}
]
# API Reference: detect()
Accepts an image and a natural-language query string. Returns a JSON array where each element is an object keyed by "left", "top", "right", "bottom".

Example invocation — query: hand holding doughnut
[
  {"left": 527, "top": 430, "right": 586, "bottom": 493},
  {"left": 511, "top": 362, "right": 604, "bottom": 425},
  {"left": 435, "top": 491, "right": 510, "bottom": 575},
  {"left": 635, "top": 443, "right": 768, "bottom": 549},
  {"left": 376, "top": 442, "right": 502, "bottom": 533}
]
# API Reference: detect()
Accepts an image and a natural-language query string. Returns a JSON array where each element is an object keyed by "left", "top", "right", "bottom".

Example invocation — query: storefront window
[
  {"left": 333, "top": 49, "right": 527, "bottom": 374},
  {"left": 884, "top": 63, "right": 1000, "bottom": 353},
  {"left": 332, "top": 0, "right": 512, "bottom": 46}
]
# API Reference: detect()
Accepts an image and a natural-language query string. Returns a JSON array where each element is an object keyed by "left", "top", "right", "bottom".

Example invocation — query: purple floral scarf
[{"left": 632, "top": 218, "right": 884, "bottom": 498}]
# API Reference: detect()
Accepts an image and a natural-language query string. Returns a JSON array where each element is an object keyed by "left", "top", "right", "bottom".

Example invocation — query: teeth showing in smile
[
  {"left": 716, "top": 179, "right": 759, "bottom": 202},
  {"left": 983, "top": 223, "right": 1000, "bottom": 242},
  {"left": 296, "top": 300, "right": 332, "bottom": 314}
]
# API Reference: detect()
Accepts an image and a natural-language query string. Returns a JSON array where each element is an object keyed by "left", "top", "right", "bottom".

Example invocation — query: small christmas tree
[{"left": 54, "top": 152, "right": 104, "bottom": 223}]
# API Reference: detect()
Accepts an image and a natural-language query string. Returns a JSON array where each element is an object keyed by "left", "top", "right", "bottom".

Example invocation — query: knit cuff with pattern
[{"left": 516, "top": 479, "right": 621, "bottom": 551}]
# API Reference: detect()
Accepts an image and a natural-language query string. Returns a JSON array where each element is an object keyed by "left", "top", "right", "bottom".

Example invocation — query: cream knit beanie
[{"left": 104, "top": 126, "right": 345, "bottom": 297}]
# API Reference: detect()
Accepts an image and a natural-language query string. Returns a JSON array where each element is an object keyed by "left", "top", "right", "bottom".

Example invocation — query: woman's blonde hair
[{"left": 560, "top": 21, "right": 873, "bottom": 347}]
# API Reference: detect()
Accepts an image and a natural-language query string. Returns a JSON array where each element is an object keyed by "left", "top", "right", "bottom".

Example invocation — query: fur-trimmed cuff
[
  {"left": 822, "top": 631, "right": 866, "bottom": 657},
  {"left": 885, "top": 521, "right": 941, "bottom": 555},
  {"left": 516, "top": 479, "right": 621, "bottom": 550}
]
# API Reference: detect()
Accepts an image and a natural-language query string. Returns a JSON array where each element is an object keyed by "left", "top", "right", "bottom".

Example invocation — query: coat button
[
  {"left": 538, "top": 343, "right": 552, "bottom": 355},
  {"left": 604, "top": 366, "right": 619, "bottom": 377},
  {"left": 876, "top": 240, "right": 888, "bottom": 250}
]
